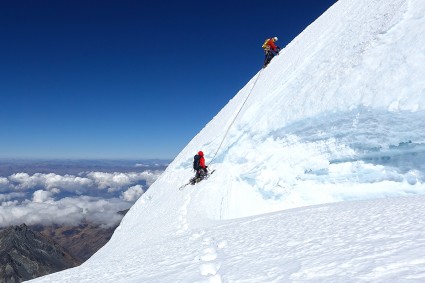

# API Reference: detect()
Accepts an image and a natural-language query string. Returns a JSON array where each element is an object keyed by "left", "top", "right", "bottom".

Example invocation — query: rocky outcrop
[
  {"left": 33, "top": 223, "right": 116, "bottom": 262},
  {"left": 0, "top": 224, "right": 80, "bottom": 283}
]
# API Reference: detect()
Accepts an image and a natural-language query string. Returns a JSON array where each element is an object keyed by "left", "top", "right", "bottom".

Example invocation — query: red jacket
[
  {"left": 198, "top": 151, "right": 206, "bottom": 169},
  {"left": 265, "top": 38, "right": 278, "bottom": 52}
]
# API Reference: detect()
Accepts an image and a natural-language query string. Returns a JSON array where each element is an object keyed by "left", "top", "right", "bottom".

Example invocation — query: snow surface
[{"left": 31, "top": 0, "right": 425, "bottom": 282}]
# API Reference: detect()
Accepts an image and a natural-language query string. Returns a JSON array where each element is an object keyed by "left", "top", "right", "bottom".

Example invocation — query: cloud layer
[{"left": 0, "top": 170, "right": 162, "bottom": 227}]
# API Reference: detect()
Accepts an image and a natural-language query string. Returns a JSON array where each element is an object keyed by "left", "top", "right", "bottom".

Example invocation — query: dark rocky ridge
[
  {"left": 0, "top": 210, "right": 129, "bottom": 282},
  {"left": 0, "top": 224, "right": 80, "bottom": 283},
  {"left": 31, "top": 223, "right": 116, "bottom": 262}
]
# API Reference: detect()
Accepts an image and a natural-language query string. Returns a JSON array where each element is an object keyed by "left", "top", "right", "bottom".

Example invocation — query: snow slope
[{"left": 31, "top": 0, "right": 425, "bottom": 282}]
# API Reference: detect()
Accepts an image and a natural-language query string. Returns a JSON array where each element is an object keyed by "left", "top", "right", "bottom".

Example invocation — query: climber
[
  {"left": 262, "top": 36, "right": 281, "bottom": 68},
  {"left": 190, "top": 151, "right": 208, "bottom": 185}
]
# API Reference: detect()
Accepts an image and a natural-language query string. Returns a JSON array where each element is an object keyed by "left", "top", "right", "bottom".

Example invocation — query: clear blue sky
[{"left": 0, "top": 0, "right": 337, "bottom": 159}]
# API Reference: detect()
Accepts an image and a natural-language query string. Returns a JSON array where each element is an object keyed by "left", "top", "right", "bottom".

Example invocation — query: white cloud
[
  {"left": 6, "top": 171, "right": 161, "bottom": 193},
  {"left": 1, "top": 199, "right": 19, "bottom": 207},
  {"left": 87, "top": 171, "right": 161, "bottom": 191},
  {"left": 0, "top": 177, "right": 10, "bottom": 192},
  {"left": 0, "top": 192, "right": 26, "bottom": 202},
  {"left": 121, "top": 185, "right": 144, "bottom": 202},
  {"left": 0, "top": 195, "right": 131, "bottom": 228},
  {"left": 0, "top": 170, "right": 163, "bottom": 227},
  {"left": 44, "top": 174, "right": 93, "bottom": 192},
  {"left": 8, "top": 172, "right": 93, "bottom": 193},
  {"left": 87, "top": 172, "right": 132, "bottom": 190},
  {"left": 32, "top": 190, "right": 54, "bottom": 203},
  {"left": 8, "top": 173, "right": 36, "bottom": 190},
  {"left": 141, "top": 171, "right": 161, "bottom": 186}
]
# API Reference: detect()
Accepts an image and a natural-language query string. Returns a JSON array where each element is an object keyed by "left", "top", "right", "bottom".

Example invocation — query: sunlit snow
[{"left": 31, "top": 0, "right": 425, "bottom": 282}]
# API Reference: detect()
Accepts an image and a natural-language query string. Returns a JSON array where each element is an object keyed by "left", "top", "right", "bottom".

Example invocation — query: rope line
[{"left": 208, "top": 68, "right": 264, "bottom": 166}]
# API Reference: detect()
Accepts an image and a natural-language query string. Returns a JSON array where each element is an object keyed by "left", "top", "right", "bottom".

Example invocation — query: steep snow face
[
  {"left": 31, "top": 0, "right": 425, "bottom": 282},
  {"left": 52, "top": 0, "right": 425, "bottom": 249},
  {"left": 95, "top": 0, "right": 425, "bottom": 249},
  {"left": 165, "top": 0, "right": 425, "bottom": 221}
]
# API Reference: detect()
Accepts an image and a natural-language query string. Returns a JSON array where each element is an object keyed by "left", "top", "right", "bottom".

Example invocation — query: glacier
[{"left": 31, "top": 0, "right": 425, "bottom": 282}]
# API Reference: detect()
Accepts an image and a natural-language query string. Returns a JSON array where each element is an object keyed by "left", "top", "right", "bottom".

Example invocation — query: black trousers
[
  {"left": 195, "top": 168, "right": 207, "bottom": 179},
  {"left": 264, "top": 47, "right": 281, "bottom": 67},
  {"left": 264, "top": 50, "right": 274, "bottom": 66}
]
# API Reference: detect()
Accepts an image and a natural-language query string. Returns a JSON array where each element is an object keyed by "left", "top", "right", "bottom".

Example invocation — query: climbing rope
[{"left": 208, "top": 68, "right": 264, "bottom": 166}]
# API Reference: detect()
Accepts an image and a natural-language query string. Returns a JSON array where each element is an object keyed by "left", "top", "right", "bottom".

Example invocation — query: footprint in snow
[
  {"left": 200, "top": 247, "right": 217, "bottom": 262},
  {"left": 200, "top": 262, "right": 218, "bottom": 276},
  {"left": 196, "top": 236, "right": 228, "bottom": 282}
]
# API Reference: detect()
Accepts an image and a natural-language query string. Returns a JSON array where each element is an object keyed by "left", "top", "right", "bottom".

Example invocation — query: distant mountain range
[{"left": 0, "top": 159, "right": 170, "bottom": 176}]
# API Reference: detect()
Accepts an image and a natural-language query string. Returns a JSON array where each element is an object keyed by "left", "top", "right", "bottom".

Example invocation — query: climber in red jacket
[
  {"left": 191, "top": 151, "right": 208, "bottom": 185},
  {"left": 262, "top": 37, "right": 281, "bottom": 68},
  {"left": 197, "top": 151, "right": 206, "bottom": 170}
]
